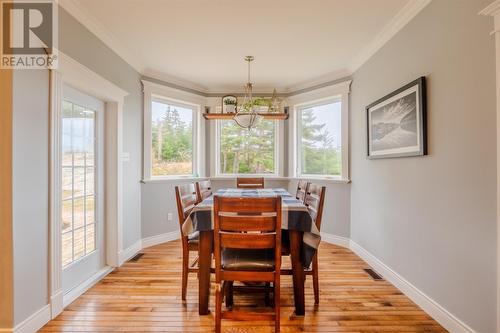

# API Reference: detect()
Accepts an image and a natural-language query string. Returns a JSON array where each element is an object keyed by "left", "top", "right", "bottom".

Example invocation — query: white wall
[{"left": 350, "top": 0, "right": 497, "bottom": 331}]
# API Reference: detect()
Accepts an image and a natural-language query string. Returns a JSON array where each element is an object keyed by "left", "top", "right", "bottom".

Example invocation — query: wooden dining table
[{"left": 182, "top": 188, "right": 321, "bottom": 316}]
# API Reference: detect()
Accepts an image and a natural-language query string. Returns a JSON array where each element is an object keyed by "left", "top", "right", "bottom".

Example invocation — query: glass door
[{"left": 61, "top": 85, "right": 105, "bottom": 296}]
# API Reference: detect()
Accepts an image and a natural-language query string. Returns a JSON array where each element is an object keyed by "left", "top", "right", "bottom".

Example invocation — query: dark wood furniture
[
  {"left": 236, "top": 177, "right": 265, "bottom": 189},
  {"left": 174, "top": 184, "right": 200, "bottom": 301},
  {"left": 195, "top": 180, "right": 212, "bottom": 202},
  {"left": 295, "top": 180, "right": 308, "bottom": 202},
  {"left": 282, "top": 183, "right": 326, "bottom": 304},
  {"left": 213, "top": 196, "right": 282, "bottom": 333}
]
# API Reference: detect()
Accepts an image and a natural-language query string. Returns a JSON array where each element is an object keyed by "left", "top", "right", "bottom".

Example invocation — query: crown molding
[
  {"left": 479, "top": 1, "right": 500, "bottom": 34},
  {"left": 59, "top": 0, "right": 145, "bottom": 73},
  {"left": 60, "top": 0, "right": 430, "bottom": 95},
  {"left": 479, "top": 0, "right": 500, "bottom": 17},
  {"left": 348, "top": 0, "right": 432, "bottom": 73}
]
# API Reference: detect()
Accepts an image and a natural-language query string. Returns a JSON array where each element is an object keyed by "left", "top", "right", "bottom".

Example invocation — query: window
[
  {"left": 61, "top": 99, "right": 97, "bottom": 267},
  {"left": 149, "top": 98, "right": 196, "bottom": 177},
  {"left": 217, "top": 119, "right": 278, "bottom": 175},
  {"left": 297, "top": 99, "right": 344, "bottom": 178}
]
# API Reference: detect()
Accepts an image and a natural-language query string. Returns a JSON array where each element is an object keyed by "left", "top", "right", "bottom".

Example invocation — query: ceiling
[{"left": 64, "top": 0, "right": 427, "bottom": 93}]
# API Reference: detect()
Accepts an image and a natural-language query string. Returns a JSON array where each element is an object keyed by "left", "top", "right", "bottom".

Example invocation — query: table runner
[{"left": 182, "top": 188, "right": 321, "bottom": 267}]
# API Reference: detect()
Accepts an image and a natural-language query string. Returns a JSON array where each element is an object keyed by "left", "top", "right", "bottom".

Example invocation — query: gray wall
[
  {"left": 12, "top": 69, "right": 50, "bottom": 325},
  {"left": 59, "top": 8, "right": 143, "bottom": 249},
  {"left": 10, "top": 8, "right": 143, "bottom": 326},
  {"left": 350, "top": 1, "right": 496, "bottom": 332}
]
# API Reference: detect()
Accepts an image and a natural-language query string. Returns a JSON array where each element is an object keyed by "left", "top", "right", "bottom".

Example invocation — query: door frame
[
  {"left": 49, "top": 52, "right": 128, "bottom": 319},
  {"left": 479, "top": 2, "right": 500, "bottom": 332}
]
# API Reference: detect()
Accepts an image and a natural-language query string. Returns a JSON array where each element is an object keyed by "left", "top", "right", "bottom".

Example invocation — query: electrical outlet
[{"left": 167, "top": 213, "right": 173, "bottom": 221}]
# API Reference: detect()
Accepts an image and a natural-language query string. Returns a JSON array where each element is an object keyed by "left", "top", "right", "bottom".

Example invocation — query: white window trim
[
  {"left": 142, "top": 80, "right": 205, "bottom": 181},
  {"left": 214, "top": 118, "right": 284, "bottom": 177},
  {"left": 288, "top": 80, "right": 351, "bottom": 181},
  {"left": 50, "top": 52, "right": 129, "bottom": 319}
]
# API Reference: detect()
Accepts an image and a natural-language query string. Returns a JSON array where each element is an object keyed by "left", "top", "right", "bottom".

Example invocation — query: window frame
[
  {"left": 290, "top": 80, "right": 351, "bottom": 181},
  {"left": 214, "top": 118, "right": 283, "bottom": 177},
  {"left": 143, "top": 80, "right": 203, "bottom": 181}
]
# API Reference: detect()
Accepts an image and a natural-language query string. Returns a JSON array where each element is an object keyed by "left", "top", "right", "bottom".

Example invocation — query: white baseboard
[
  {"left": 12, "top": 304, "right": 50, "bottom": 333},
  {"left": 349, "top": 240, "right": 476, "bottom": 333},
  {"left": 118, "top": 239, "right": 143, "bottom": 265},
  {"left": 50, "top": 290, "right": 63, "bottom": 319},
  {"left": 142, "top": 230, "right": 180, "bottom": 249},
  {"left": 320, "top": 232, "right": 350, "bottom": 248},
  {"left": 63, "top": 266, "right": 113, "bottom": 308}
]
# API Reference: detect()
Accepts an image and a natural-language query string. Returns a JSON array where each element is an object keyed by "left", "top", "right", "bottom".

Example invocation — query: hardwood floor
[{"left": 40, "top": 240, "right": 447, "bottom": 332}]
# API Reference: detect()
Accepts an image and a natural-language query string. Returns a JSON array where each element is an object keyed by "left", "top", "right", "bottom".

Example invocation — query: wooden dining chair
[
  {"left": 175, "top": 183, "right": 200, "bottom": 301},
  {"left": 213, "top": 196, "right": 282, "bottom": 333},
  {"left": 295, "top": 180, "right": 309, "bottom": 202},
  {"left": 281, "top": 183, "right": 325, "bottom": 304},
  {"left": 236, "top": 177, "right": 264, "bottom": 189},
  {"left": 195, "top": 179, "right": 212, "bottom": 202}
]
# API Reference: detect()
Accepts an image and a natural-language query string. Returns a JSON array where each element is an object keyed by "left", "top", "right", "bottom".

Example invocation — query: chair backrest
[
  {"left": 304, "top": 183, "right": 326, "bottom": 231},
  {"left": 213, "top": 196, "right": 282, "bottom": 274},
  {"left": 295, "top": 180, "right": 309, "bottom": 202},
  {"left": 175, "top": 184, "right": 199, "bottom": 236},
  {"left": 196, "top": 180, "right": 212, "bottom": 202},
  {"left": 236, "top": 177, "right": 265, "bottom": 189}
]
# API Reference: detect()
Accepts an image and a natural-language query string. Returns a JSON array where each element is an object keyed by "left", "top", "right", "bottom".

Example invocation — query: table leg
[
  {"left": 198, "top": 230, "right": 212, "bottom": 315},
  {"left": 289, "top": 230, "right": 305, "bottom": 316}
]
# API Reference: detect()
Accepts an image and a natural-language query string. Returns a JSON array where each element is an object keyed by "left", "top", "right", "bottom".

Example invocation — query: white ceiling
[{"left": 64, "top": 0, "right": 427, "bottom": 93}]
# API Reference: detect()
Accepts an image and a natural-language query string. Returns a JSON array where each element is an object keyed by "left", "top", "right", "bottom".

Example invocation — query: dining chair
[
  {"left": 295, "top": 180, "right": 309, "bottom": 202},
  {"left": 236, "top": 177, "right": 265, "bottom": 189},
  {"left": 281, "top": 183, "right": 325, "bottom": 305},
  {"left": 213, "top": 196, "right": 282, "bottom": 333},
  {"left": 175, "top": 183, "right": 200, "bottom": 301},
  {"left": 195, "top": 179, "right": 212, "bottom": 202}
]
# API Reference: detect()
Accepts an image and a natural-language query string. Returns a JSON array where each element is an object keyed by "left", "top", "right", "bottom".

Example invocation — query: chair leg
[
  {"left": 312, "top": 254, "right": 319, "bottom": 305},
  {"left": 274, "top": 278, "right": 280, "bottom": 333},
  {"left": 264, "top": 282, "right": 270, "bottom": 306},
  {"left": 181, "top": 250, "right": 188, "bottom": 301},
  {"left": 225, "top": 281, "right": 233, "bottom": 308},
  {"left": 215, "top": 282, "right": 223, "bottom": 333}
]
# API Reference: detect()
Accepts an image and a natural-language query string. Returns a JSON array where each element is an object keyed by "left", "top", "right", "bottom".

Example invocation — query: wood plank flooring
[{"left": 40, "top": 240, "right": 447, "bottom": 332}]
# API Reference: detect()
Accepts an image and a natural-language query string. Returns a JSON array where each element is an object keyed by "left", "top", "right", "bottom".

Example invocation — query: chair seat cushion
[
  {"left": 187, "top": 231, "right": 199, "bottom": 244},
  {"left": 221, "top": 249, "right": 275, "bottom": 271}
]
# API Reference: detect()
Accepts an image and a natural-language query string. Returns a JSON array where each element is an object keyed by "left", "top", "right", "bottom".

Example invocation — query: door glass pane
[
  {"left": 61, "top": 99, "right": 98, "bottom": 268},
  {"left": 73, "top": 227, "right": 85, "bottom": 260},
  {"left": 86, "top": 224, "right": 95, "bottom": 253},
  {"left": 62, "top": 232, "right": 73, "bottom": 267}
]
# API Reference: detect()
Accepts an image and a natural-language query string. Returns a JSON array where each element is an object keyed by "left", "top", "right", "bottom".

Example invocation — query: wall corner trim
[
  {"left": 11, "top": 304, "right": 50, "bottom": 333},
  {"left": 320, "top": 234, "right": 477, "bottom": 333},
  {"left": 142, "top": 231, "right": 181, "bottom": 249}
]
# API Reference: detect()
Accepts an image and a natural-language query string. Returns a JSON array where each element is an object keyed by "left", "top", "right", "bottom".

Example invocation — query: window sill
[
  {"left": 141, "top": 176, "right": 208, "bottom": 184},
  {"left": 210, "top": 176, "right": 289, "bottom": 181},
  {"left": 290, "top": 177, "right": 351, "bottom": 184}
]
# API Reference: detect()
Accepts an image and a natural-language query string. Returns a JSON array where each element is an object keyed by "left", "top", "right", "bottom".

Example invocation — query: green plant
[
  {"left": 224, "top": 99, "right": 237, "bottom": 106},
  {"left": 241, "top": 98, "right": 271, "bottom": 112}
]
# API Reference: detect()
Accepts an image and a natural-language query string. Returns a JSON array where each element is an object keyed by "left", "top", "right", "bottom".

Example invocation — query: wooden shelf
[{"left": 203, "top": 113, "right": 289, "bottom": 120}]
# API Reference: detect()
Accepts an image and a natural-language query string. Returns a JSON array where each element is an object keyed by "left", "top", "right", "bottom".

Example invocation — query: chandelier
[{"left": 233, "top": 56, "right": 263, "bottom": 129}]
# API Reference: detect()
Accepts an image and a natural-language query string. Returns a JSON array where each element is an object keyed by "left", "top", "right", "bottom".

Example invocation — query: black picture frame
[{"left": 366, "top": 76, "right": 427, "bottom": 159}]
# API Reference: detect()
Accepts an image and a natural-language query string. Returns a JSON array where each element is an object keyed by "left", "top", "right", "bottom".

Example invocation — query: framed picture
[
  {"left": 222, "top": 95, "right": 237, "bottom": 114},
  {"left": 366, "top": 77, "right": 427, "bottom": 159}
]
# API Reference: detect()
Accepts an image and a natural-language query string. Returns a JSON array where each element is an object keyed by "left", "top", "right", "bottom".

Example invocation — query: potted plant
[{"left": 223, "top": 97, "right": 237, "bottom": 113}]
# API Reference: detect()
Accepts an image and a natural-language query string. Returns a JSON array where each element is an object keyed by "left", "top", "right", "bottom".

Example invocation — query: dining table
[{"left": 182, "top": 188, "right": 321, "bottom": 316}]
